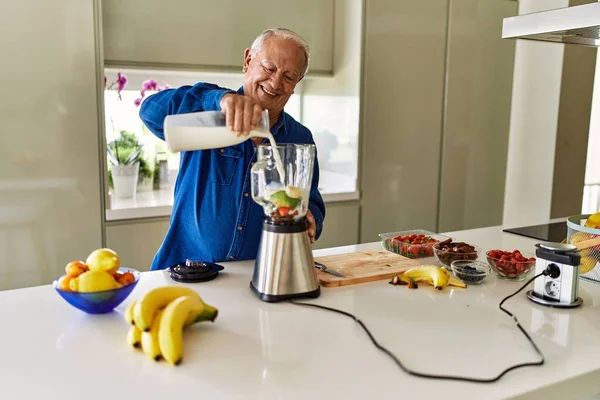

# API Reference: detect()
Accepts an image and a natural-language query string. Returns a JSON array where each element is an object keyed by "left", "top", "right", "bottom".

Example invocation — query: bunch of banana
[
  {"left": 389, "top": 265, "right": 466, "bottom": 290},
  {"left": 124, "top": 286, "right": 218, "bottom": 366}
]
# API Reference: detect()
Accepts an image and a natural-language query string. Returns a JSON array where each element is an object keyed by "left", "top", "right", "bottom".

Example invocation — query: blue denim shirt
[{"left": 139, "top": 82, "right": 326, "bottom": 270}]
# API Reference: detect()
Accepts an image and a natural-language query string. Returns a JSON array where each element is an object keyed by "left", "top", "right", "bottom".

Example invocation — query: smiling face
[{"left": 242, "top": 35, "right": 306, "bottom": 122}]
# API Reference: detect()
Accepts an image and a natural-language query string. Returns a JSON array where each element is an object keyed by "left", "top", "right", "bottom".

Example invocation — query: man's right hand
[{"left": 219, "top": 94, "right": 264, "bottom": 136}]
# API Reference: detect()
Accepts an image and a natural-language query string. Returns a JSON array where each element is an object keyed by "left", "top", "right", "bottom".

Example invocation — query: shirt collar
[{"left": 237, "top": 86, "right": 287, "bottom": 138}]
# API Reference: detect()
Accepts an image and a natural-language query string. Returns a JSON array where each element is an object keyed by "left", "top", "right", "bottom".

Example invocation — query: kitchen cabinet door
[
  {"left": 360, "top": 0, "right": 448, "bottom": 241},
  {"left": 437, "top": 0, "right": 517, "bottom": 232},
  {"left": 102, "top": 0, "right": 335, "bottom": 74},
  {"left": 0, "top": 0, "right": 104, "bottom": 290}
]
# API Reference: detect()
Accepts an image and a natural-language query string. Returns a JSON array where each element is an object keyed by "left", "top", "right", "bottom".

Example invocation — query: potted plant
[{"left": 107, "top": 131, "right": 152, "bottom": 198}]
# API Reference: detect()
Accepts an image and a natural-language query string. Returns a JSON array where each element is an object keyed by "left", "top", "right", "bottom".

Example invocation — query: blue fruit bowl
[{"left": 53, "top": 267, "right": 141, "bottom": 314}]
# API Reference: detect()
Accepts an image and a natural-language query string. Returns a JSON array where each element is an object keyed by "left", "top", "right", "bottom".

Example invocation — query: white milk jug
[{"left": 164, "top": 109, "right": 271, "bottom": 152}]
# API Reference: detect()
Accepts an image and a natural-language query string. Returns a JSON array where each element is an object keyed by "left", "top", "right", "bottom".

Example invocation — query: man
[{"left": 139, "top": 28, "right": 326, "bottom": 270}]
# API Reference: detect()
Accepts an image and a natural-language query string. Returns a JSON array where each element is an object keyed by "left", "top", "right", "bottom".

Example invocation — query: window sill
[{"left": 106, "top": 184, "right": 359, "bottom": 223}]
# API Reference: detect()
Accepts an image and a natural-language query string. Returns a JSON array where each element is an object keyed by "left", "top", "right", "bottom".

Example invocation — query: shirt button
[
  {"left": 244, "top": 192, "right": 249, "bottom": 197},
  {"left": 229, "top": 255, "right": 235, "bottom": 260},
  {"left": 237, "top": 226, "right": 243, "bottom": 231}
]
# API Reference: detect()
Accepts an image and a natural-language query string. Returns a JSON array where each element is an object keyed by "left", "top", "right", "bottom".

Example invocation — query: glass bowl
[
  {"left": 53, "top": 267, "right": 140, "bottom": 314},
  {"left": 450, "top": 260, "right": 491, "bottom": 284},
  {"left": 485, "top": 250, "right": 536, "bottom": 282},
  {"left": 432, "top": 241, "right": 479, "bottom": 267}
]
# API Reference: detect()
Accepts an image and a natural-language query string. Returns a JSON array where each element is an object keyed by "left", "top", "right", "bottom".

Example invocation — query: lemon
[
  {"left": 85, "top": 248, "right": 120, "bottom": 274},
  {"left": 585, "top": 212, "right": 600, "bottom": 229},
  {"left": 70, "top": 271, "right": 121, "bottom": 292},
  {"left": 570, "top": 231, "right": 589, "bottom": 244}
]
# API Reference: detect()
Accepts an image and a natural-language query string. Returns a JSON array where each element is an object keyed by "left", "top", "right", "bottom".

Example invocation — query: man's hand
[
  {"left": 306, "top": 210, "right": 316, "bottom": 244},
  {"left": 220, "top": 94, "right": 263, "bottom": 136}
]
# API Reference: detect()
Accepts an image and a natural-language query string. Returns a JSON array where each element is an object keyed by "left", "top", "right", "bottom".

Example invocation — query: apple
[{"left": 85, "top": 248, "right": 120, "bottom": 274}]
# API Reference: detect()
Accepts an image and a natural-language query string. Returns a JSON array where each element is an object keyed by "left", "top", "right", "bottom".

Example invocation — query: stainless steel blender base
[
  {"left": 526, "top": 290, "right": 583, "bottom": 308},
  {"left": 251, "top": 219, "right": 320, "bottom": 302},
  {"left": 250, "top": 281, "right": 320, "bottom": 302}
]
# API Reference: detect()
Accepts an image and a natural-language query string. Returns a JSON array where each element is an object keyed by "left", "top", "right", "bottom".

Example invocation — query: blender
[{"left": 250, "top": 143, "right": 320, "bottom": 302}]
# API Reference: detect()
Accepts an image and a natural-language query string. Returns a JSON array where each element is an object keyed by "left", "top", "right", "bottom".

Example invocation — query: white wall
[
  {"left": 503, "top": 0, "right": 596, "bottom": 227},
  {"left": 502, "top": 0, "right": 567, "bottom": 227}
]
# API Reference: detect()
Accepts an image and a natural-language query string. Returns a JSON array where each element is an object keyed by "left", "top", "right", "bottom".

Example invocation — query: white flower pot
[{"left": 112, "top": 162, "right": 139, "bottom": 199}]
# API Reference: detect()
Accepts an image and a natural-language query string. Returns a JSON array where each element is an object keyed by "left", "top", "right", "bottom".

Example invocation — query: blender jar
[{"left": 251, "top": 144, "right": 315, "bottom": 221}]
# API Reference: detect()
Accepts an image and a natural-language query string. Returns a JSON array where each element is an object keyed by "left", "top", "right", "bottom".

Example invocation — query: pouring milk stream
[{"left": 163, "top": 109, "right": 286, "bottom": 179}]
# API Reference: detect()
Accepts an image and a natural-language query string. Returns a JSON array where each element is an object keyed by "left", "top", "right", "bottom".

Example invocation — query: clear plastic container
[
  {"left": 251, "top": 144, "right": 315, "bottom": 221},
  {"left": 379, "top": 229, "right": 451, "bottom": 259}
]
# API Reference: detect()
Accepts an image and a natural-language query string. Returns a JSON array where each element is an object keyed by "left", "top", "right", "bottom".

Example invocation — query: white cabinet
[
  {"left": 0, "top": 0, "right": 104, "bottom": 290},
  {"left": 360, "top": 0, "right": 449, "bottom": 240},
  {"left": 102, "top": 0, "right": 335, "bottom": 74},
  {"left": 438, "top": 0, "right": 517, "bottom": 232}
]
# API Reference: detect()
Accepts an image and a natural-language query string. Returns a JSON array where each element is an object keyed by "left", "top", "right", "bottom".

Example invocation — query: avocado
[{"left": 270, "top": 190, "right": 300, "bottom": 208}]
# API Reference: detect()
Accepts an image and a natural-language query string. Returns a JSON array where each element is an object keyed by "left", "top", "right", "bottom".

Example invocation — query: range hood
[{"left": 502, "top": 2, "right": 600, "bottom": 47}]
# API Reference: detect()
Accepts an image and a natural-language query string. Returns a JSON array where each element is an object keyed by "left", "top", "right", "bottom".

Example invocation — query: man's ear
[{"left": 243, "top": 48, "right": 252, "bottom": 73}]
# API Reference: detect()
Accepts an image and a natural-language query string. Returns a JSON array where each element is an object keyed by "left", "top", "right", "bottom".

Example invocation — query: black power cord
[{"left": 290, "top": 270, "right": 553, "bottom": 384}]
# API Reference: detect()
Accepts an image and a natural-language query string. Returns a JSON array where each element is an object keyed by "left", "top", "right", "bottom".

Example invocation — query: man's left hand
[{"left": 306, "top": 210, "right": 316, "bottom": 244}]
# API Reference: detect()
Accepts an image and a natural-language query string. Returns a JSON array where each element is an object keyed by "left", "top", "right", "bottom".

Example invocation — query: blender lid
[
  {"left": 167, "top": 259, "right": 224, "bottom": 282},
  {"left": 536, "top": 242, "right": 578, "bottom": 253}
]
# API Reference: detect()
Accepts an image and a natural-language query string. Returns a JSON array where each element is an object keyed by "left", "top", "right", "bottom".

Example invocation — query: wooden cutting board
[{"left": 314, "top": 250, "right": 421, "bottom": 287}]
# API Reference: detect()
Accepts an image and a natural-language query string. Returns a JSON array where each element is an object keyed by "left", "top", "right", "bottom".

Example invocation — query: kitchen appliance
[
  {"left": 503, "top": 222, "right": 567, "bottom": 243},
  {"left": 527, "top": 242, "right": 582, "bottom": 308},
  {"left": 250, "top": 143, "right": 320, "bottom": 302},
  {"left": 166, "top": 259, "right": 224, "bottom": 283},
  {"left": 502, "top": 2, "right": 600, "bottom": 47}
]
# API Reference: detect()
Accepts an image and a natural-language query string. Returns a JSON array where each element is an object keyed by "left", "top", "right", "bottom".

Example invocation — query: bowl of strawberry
[
  {"left": 379, "top": 230, "right": 450, "bottom": 259},
  {"left": 486, "top": 249, "right": 536, "bottom": 281}
]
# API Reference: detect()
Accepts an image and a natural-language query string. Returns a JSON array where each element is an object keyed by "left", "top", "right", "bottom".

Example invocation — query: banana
[
  {"left": 401, "top": 265, "right": 450, "bottom": 290},
  {"left": 158, "top": 295, "right": 205, "bottom": 366},
  {"left": 126, "top": 325, "right": 142, "bottom": 349},
  {"left": 448, "top": 276, "right": 467, "bottom": 288},
  {"left": 186, "top": 302, "right": 219, "bottom": 325},
  {"left": 124, "top": 300, "right": 137, "bottom": 325},
  {"left": 141, "top": 309, "right": 164, "bottom": 361},
  {"left": 134, "top": 286, "right": 202, "bottom": 331}
]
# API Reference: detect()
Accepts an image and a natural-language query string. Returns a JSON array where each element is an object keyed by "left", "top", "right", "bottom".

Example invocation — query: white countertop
[{"left": 1, "top": 226, "right": 600, "bottom": 400}]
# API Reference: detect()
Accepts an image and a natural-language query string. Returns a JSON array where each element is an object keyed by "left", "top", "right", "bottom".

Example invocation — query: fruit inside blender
[
  {"left": 265, "top": 183, "right": 306, "bottom": 221},
  {"left": 251, "top": 143, "right": 315, "bottom": 222}
]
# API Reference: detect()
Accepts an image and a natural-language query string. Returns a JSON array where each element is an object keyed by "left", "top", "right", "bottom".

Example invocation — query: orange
[
  {"left": 114, "top": 271, "right": 135, "bottom": 286},
  {"left": 65, "top": 260, "right": 88, "bottom": 277},
  {"left": 120, "top": 272, "right": 135, "bottom": 285},
  {"left": 57, "top": 275, "right": 73, "bottom": 291}
]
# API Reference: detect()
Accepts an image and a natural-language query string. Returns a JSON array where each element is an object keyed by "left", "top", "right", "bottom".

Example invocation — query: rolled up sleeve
[{"left": 139, "top": 82, "right": 234, "bottom": 141}]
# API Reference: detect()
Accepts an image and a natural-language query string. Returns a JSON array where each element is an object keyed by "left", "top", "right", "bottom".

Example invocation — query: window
[{"left": 103, "top": 68, "right": 359, "bottom": 220}]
